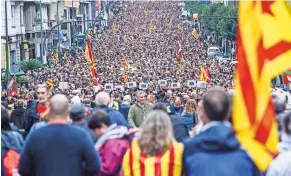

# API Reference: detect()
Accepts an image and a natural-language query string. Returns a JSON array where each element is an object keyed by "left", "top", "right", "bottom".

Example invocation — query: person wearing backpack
[
  {"left": 94, "top": 92, "right": 130, "bottom": 128},
  {"left": 1, "top": 106, "right": 24, "bottom": 176},
  {"left": 23, "top": 84, "right": 50, "bottom": 137},
  {"left": 88, "top": 109, "right": 131, "bottom": 176}
]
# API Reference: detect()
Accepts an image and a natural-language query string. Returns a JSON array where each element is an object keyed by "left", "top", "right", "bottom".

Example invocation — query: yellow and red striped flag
[
  {"left": 123, "top": 71, "right": 129, "bottom": 83},
  {"left": 122, "top": 57, "right": 130, "bottom": 68},
  {"left": 47, "top": 78, "right": 53, "bottom": 89},
  {"left": 233, "top": 1, "right": 291, "bottom": 172},
  {"left": 122, "top": 139, "right": 183, "bottom": 176},
  {"left": 85, "top": 36, "right": 98, "bottom": 86}
]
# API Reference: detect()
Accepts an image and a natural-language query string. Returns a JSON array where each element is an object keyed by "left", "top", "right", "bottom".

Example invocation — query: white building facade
[{"left": 1, "top": 0, "right": 26, "bottom": 73}]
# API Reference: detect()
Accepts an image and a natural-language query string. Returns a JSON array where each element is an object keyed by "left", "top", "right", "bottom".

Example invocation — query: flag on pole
[
  {"left": 177, "top": 24, "right": 183, "bottom": 30},
  {"left": 149, "top": 21, "right": 154, "bottom": 33},
  {"left": 176, "top": 41, "right": 184, "bottom": 63},
  {"left": 168, "top": 19, "right": 173, "bottom": 27},
  {"left": 122, "top": 57, "right": 129, "bottom": 68},
  {"left": 168, "top": 59, "right": 174, "bottom": 67},
  {"left": 199, "top": 67, "right": 210, "bottom": 83},
  {"left": 192, "top": 28, "right": 200, "bottom": 40},
  {"left": 123, "top": 71, "right": 129, "bottom": 83},
  {"left": 54, "top": 52, "right": 59, "bottom": 62},
  {"left": 112, "top": 23, "right": 116, "bottom": 33},
  {"left": 47, "top": 78, "right": 53, "bottom": 89},
  {"left": 282, "top": 70, "right": 291, "bottom": 84},
  {"left": 85, "top": 36, "right": 98, "bottom": 86},
  {"left": 233, "top": 1, "right": 291, "bottom": 172},
  {"left": 7, "top": 77, "right": 18, "bottom": 97}
]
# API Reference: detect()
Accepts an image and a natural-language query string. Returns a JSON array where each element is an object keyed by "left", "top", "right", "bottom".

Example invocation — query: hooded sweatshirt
[
  {"left": 95, "top": 124, "right": 130, "bottom": 176},
  {"left": 10, "top": 107, "right": 26, "bottom": 129},
  {"left": 183, "top": 122, "right": 257, "bottom": 176}
]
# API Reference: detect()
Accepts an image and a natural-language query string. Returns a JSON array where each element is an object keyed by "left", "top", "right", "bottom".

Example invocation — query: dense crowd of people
[
  {"left": 1, "top": 1, "right": 291, "bottom": 176},
  {"left": 4, "top": 1, "right": 234, "bottom": 107}
]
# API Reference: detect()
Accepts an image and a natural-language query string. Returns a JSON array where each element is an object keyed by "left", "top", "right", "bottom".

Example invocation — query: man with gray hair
[
  {"left": 19, "top": 94, "right": 100, "bottom": 176},
  {"left": 94, "top": 92, "right": 129, "bottom": 128},
  {"left": 128, "top": 91, "right": 153, "bottom": 127}
]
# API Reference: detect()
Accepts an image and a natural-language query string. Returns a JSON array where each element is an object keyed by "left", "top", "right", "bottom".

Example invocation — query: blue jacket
[
  {"left": 183, "top": 123, "right": 257, "bottom": 176},
  {"left": 94, "top": 105, "right": 130, "bottom": 129},
  {"left": 181, "top": 113, "right": 194, "bottom": 132},
  {"left": 118, "top": 103, "right": 131, "bottom": 121},
  {"left": 172, "top": 106, "right": 184, "bottom": 116},
  {"left": 168, "top": 111, "right": 189, "bottom": 142}
]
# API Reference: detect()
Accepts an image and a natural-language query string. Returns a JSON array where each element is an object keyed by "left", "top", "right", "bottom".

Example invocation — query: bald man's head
[
  {"left": 95, "top": 92, "right": 110, "bottom": 106},
  {"left": 202, "top": 87, "right": 229, "bottom": 122},
  {"left": 49, "top": 94, "right": 69, "bottom": 118}
]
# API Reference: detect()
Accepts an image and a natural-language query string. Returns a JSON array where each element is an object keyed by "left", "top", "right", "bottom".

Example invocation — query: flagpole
[{"left": 5, "top": 0, "right": 9, "bottom": 89}]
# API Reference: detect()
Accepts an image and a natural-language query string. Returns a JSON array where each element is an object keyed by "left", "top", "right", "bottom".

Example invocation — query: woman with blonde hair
[
  {"left": 122, "top": 110, "right": 184, "bottom": 176},
  {"left": 181, "top": 99, "right": 198, "bottom": 132}
]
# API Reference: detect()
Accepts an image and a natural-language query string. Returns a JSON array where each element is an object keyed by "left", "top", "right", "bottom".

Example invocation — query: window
[
  {"left": 20, "top": 6, "right": 24, "bottom": 25},
  {"left": 63, "top": 9, "right": 67, "bottom": 19},
  {"left": 11, "top": 5, "right": 16, "bottom": 26}
]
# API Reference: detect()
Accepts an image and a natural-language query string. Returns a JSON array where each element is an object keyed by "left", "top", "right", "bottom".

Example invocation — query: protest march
[{"left": 1, "top": 1, "right": 291, "bottom": 176}]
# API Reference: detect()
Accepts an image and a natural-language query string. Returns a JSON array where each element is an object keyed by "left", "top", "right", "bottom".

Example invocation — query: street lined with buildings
[{"left": 1, "top": 0, "right": 106, "bottom": 74}]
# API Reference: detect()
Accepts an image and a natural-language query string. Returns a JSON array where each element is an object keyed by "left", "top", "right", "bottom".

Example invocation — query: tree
[
  {"left": 20, "top": 59, "right": 42, "bottom": 73},
  {"left": 185, "top": 1, "right": 237, "bottom": 39},
  {"left": 16, "top": 76, "right": 31, "bottom": 83}
]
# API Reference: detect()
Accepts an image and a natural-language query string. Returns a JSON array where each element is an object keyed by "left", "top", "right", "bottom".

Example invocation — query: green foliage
[
  {"left": 185, "top": 1, "right": 237, "bottom": 39},
  {"left": 20, "top": 59, "right": 42, "bottom": 72},
  {"left": 16, "top": 76, "right": 31, "bottom": 83}
]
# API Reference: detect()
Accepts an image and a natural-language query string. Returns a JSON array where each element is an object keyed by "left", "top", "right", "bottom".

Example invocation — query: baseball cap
[
  {"left": 70, "top": 103, "right": 85, "bottom": 121},
  {"left": 123, "top": 95, "right": 131, "bottom": 101}
]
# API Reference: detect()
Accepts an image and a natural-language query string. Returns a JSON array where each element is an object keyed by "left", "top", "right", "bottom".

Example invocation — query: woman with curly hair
[
  {"left": 181, "top": 99, "right": 198, "bottom": 132},
  {"left": 122, "top": 110, "right": 184, "bottom": 176}
]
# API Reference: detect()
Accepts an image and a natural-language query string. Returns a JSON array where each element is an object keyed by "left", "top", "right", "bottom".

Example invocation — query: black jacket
[
  {"left": 10, "top": 107, "right": 26, "bottom": 129},
  {"left": 169, "top": 113, "right": 189, "bottom": 142},
  {"left": 23, "top": 101, "right": 40, "bottom": 134}
]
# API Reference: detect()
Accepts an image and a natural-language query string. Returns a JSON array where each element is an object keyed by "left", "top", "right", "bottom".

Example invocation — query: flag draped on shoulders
[
  {"left": 233, "top": 1, "right": 291, "bottom": 172},
  {"left": 85, "top": 37, "right": 98, "bottom": 86},
  {"left": 122, "top": 139, "right": 183, "bottom": 176}
]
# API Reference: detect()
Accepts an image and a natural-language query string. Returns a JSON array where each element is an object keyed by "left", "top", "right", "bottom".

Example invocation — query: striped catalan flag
[
  {"left": 233, "top": 1, "right": 291, "bottom": 172},
  {"left": 122, "top": 58, "right": 130, "bottom": 68},
  {"left": 85, "top": 36, "right": 98, "bottom": 86},
  {"left": 122, "top": 140, "right": 183, "bottom": 176},
  {"left": 192, "top": 29, "right": 199, "bottom": 40},
  {"left": 123, "top": 71, "right": 129, "bottom": 83},
  {"left": 47, "top": 78, "right": 53, "bottom": 89}
]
